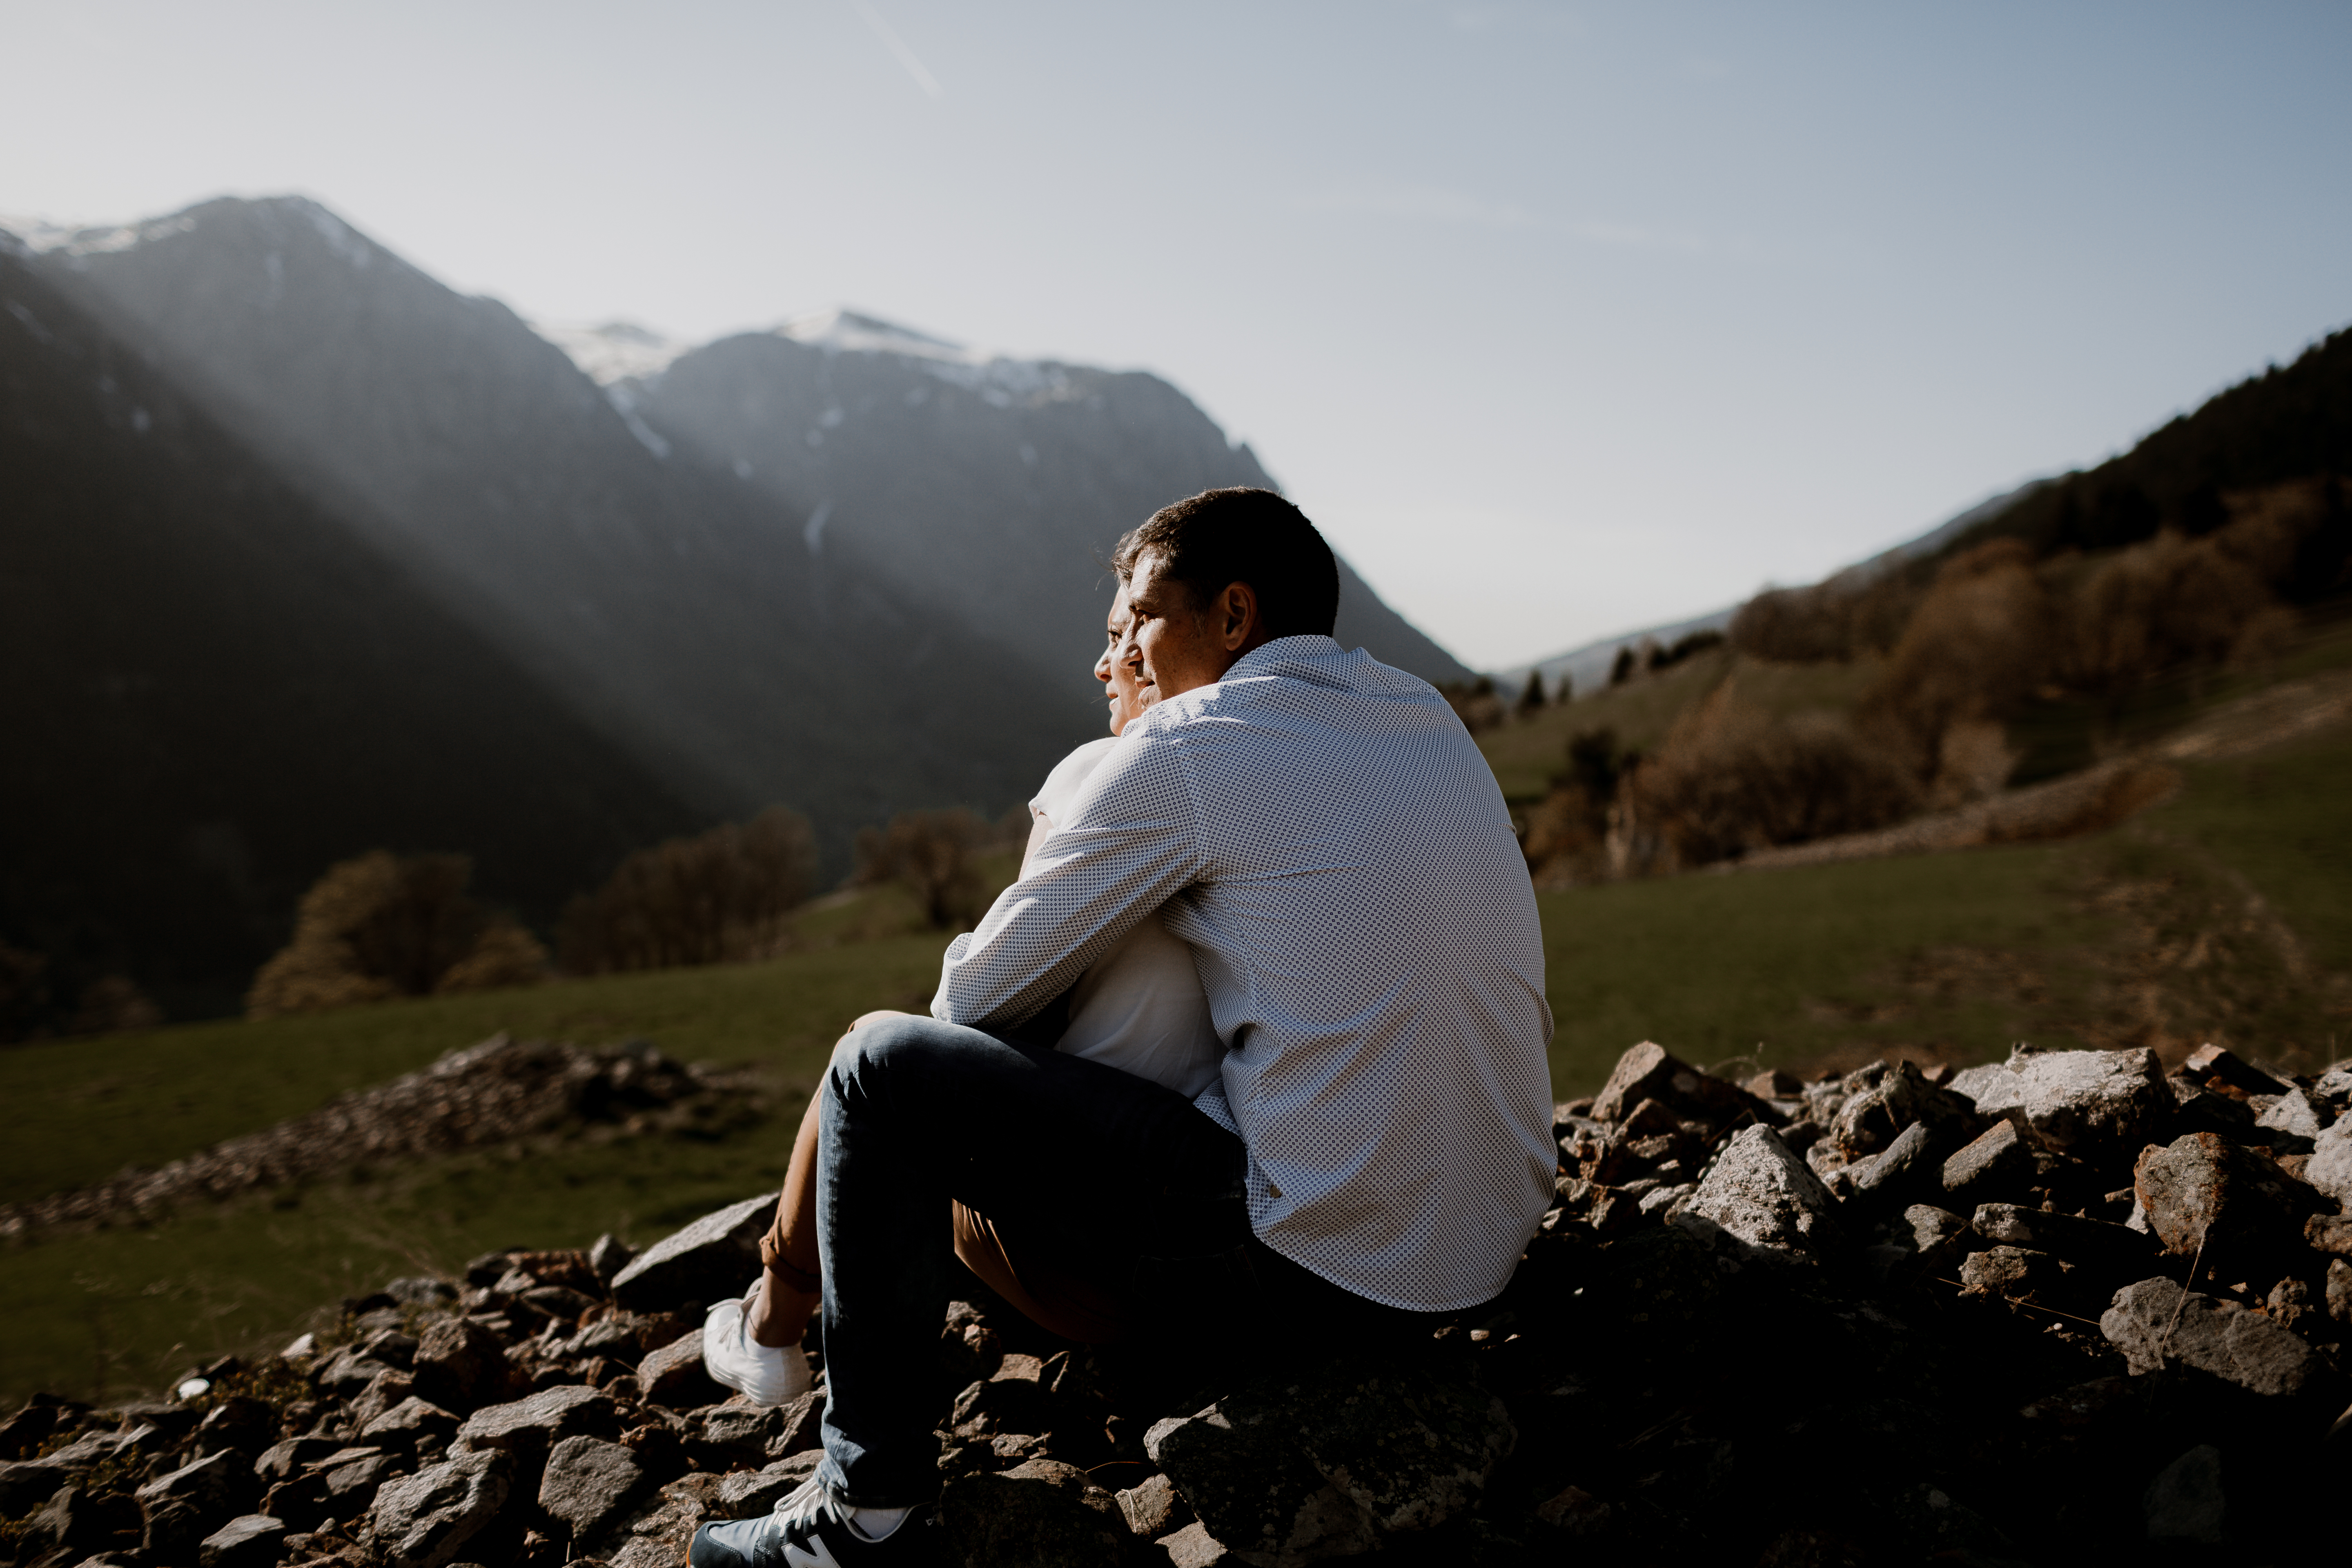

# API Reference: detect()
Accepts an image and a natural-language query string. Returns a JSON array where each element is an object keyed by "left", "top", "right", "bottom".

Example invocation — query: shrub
[
  {"left": 1619, "top": 688, "right": 1921, "bottom": 872},
  {"left": 247, "top": 851, "right": 547, "bottom": 1018},
  {"left": 558, "top": 806, "right": 817, "bottom": 974},
  {"left": 1858, "top": 539, "right": 2055, "bottom": 779},
  {"left": 855, "top": 808, "right": 994, "bottom": 929}
]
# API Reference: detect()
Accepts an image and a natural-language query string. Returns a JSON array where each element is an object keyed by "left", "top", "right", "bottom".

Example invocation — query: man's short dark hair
[{"left": 1111, "top": 488, "right": 1340, "bottom": 638}]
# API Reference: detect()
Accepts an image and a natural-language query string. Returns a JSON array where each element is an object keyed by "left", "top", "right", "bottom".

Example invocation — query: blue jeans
[{"left": 812, "top": 1015, "right": 1254, "bottom": 1506}]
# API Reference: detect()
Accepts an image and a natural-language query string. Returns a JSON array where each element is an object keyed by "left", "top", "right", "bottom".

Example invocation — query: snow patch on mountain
[{"left": 533, "top": 319, "right": 694, "bottom": 386}]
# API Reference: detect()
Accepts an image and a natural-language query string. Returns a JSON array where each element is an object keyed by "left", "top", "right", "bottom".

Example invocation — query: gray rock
[
  {"left": 0, "top": 1460, "right": 71, "bottom": 1516},
  {"left": 1971, "top": 1203, "right": 2156, "bottom": 1273},
  {"left": 2100, "top": 1278, "right": 2336, "bottom": 1398},
  {"left": 1959, "top": 1245, "right": 2069, "bottom": 1303},
  {"left": 28, "top": 1483, "right": 140, "bottom": 1557},
  {"left": 636, "top": 1332, "right": 726, "bottom": 1410},
  {"left": 1948, "top": 1045, "right": 2169, "bottom": 1157},
  {"left": 590, "top": 1232, "right": 637, "bottom": 1283},
  {"left": 940, "top": 1459, "right": 1130, "bottom": 1567},
  {"left": 2305, "top": 1116, "right": 2352, "bottom": 1207},
  {"left": 1669, "top": 1125, "right": 1843, "bottom": 1261},
  {"left": 455, "top": 1385, "right": 621, "bottom": 1484},
  {"left": 2142, "top": 1445, "right": 2225, "bottom": 1544},
  {"left": 1941, "top": 1119, "right": 2035, "bottom": 1201},
  {"left": 539, "top": 1435, "right": 652, "bottom": 1543},
  {"left": 697, "top": 1399, "right": 782, "bottom": 1459},
  {"left": 608, "top": 1192, "right": 776, "bottom": 1314},
  {"left": 362, "top": 1396, "right": 462, "bottom": 1453},
  {"left": 1145, "top": 1362, "right": 1512, "bottom": 1565},
  {"left": 197, "top": 1512, "right": 288, "bottom": 1568},
  {"left": 367, "top": 1448, "right": 511, "bottom": 1568},
  {"left": 135, "top": 1448, "right": 258, "bottom": 1529},
  {"left": 1115, "top": 1472, "right": 1192, "bottom": 1539},
  {"left": 2329, "top": 1258, "right": 2352, "bottom": 1325},
  {"left": 1157, "top": 1520, "right": 1234, "bottom": 1566},
  {"left": 1829, "top": 1060, "right": 1977, "bottom": 1161},
  {"left": 384, "top": 1277, "right": 458, "bottom": 1308},
  {"left": 1590, "top": 1041, "right": 1777, "bottom": 1128},
  {"left": 2253, "top": 1088, "right": 2326, "bottom": 1145},
  {"left": 411, "top": 1317, "right": 510, "bottom": 1414},
  {"left": 715, "top": 1453, "right": 822, "bottom": 1516},
  {"left": 1847, "top": 1120, "right": 1936, "bottom": 1207},
  {"left": 765, "top": 1390, "right": 824, "bottom": 1462},
  {"left": 2133, "top": 1133, "right": 2318, "bottom": 1275}
]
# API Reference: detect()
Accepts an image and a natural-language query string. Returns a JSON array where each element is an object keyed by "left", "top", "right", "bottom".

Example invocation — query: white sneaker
[{"left": 703, "top": 1286, "right": 814, "bottom": 1407}]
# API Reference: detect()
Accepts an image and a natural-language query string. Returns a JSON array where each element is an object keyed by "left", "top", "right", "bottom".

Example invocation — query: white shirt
[
  {"left": 935, "top": 636, "right": 1554, "bottom": 1312},
  {"left": 1028, "top": 738, "right": 1226, "bottom": 1100}
]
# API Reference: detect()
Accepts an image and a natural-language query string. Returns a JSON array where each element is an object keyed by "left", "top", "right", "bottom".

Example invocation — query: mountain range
[{"left": 1, "top": 195, "right": 1470, "bottom": 1021}]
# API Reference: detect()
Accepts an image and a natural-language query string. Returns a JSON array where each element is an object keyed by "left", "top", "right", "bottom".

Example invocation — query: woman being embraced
[{"left": 702, "top": 584, "right": 1223, "bottom": 1402}]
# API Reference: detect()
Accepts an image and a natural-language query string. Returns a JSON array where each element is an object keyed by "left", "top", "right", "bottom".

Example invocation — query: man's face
[{"left": 1123, "top": 550, "right": 1261, "bottom": 702}]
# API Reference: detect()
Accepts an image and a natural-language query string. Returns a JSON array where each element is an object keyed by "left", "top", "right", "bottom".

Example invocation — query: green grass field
[{"left": 5, "top": 668, "right": 2350, "bottom": 1409}]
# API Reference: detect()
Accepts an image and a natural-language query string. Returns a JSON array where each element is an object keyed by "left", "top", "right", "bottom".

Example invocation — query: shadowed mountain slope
[
  {"left": 26, "top": 198, "right": 1090, "bottom": 855},
  {"left": 0, "top": 247, "right": 701, "bottom": 1019}
]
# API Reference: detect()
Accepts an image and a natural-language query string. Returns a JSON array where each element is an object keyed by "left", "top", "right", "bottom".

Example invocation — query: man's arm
[{"left": 935, "top": 732, "right": 1205, "bottom": 1032}]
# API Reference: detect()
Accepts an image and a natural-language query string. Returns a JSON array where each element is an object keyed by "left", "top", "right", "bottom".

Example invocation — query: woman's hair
[{"left": 1111, "top": 488, "right": 1340, "bottom": 638}]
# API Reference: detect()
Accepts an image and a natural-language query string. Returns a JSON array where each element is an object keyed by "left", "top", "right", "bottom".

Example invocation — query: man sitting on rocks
[{"left": 691, "top": 487, "right": 1556, "bottom": 1567}]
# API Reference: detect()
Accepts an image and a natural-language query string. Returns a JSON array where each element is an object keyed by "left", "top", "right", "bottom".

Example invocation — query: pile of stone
[
  {"left": 4, "top": 1040, "right": 2349, "bottom": 1566},
  {"left": 0, "top": 1036, "right": 748, "bottom": 1238}
]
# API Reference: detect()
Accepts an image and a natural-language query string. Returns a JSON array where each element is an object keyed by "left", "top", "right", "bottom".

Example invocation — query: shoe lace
[{"left": 768, "top": 1474, "right": 840, "bottom": 1535}]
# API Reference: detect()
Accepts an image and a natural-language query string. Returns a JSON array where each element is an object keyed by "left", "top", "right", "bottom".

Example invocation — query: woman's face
[{"left": 1096, "top": 586, "right": 1152, "bottom": 735}]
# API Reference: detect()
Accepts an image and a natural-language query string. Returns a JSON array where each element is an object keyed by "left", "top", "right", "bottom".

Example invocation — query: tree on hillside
[
  {"left": 855, "top": 809, "right": 993, "bottom": 929},
  {"left": 247, "top": 851, "right": 548, "bottom": 1018},
  {"left": 1608, "top": 646, "right": 1637, "bottom": 686},
  {"left": 1516, "top": 670, "right": 1548, "bottom": 717},
  {"left": 558, "top": 806, "right": 817, "bottom": 974}
]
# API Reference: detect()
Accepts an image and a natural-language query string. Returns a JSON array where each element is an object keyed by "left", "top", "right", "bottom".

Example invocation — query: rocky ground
[
  {"left": 0, "top": 1036, "right": 753, "bottom": 1238},
  {"left": 4, "top": 1038, "right": 2350, "bottom": 1566}
]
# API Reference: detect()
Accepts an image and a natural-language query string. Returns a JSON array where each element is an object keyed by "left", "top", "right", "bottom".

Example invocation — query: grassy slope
[{"left": 7, "top": 697, "right": 2352, "bottom": 1405}]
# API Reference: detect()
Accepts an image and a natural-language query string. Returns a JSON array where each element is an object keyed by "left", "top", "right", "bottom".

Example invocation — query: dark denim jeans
[{"left": 811, "top": 1015, "right": 1437, "bottom": 1507}]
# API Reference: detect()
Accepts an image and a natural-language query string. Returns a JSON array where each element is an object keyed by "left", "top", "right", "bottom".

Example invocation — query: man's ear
[{"left": 1218, "top": 581, "right": 1262, "bottom": 651}]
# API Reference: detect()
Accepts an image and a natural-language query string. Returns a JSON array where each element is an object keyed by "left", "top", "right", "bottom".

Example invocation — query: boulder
[
  {"left": 1970, "top": 1203, "right": 2157, "bottom": 1275},
  {"left": 2132, "top": 1133, "right": 2319, "bottom": 1275},
  {"left": 412, "top": 1318, "right": 512, "bottom": 1414},
  {"left": 198, "top": 1512, "right": 289, "bottom": 1568},
  {"left": 1940, "top": 1119, "right": 2035, "bottom": 1202},
  {"left": 361, "top": 1396, "right": 462, "bottom": 1453},
  {"left": 1145, "top": 1361, "right": 1513, "bottom": 1565},
  {"left": 539, "top": 1435, "right": 653, "bottom": 1543},
  {"left": 1670, "top": 1126, "right": 1843, "bottom": 1261},
  {"left": 2306, "top": 1214, "right": 2352, "bottom": 1255},
  {"left": 253, "top": 1436, "right": 341, "bottom": 1486},
  {"left": 27, "top": 1483, "right": 140, "bottom": 1557},
  {"left": 2180, "top": 1042, "right": 2288, "bottom": 1097},
  {"left": 940, "top": 1459, "right": 1130, "bottom": 1567},
  {"left": 2099, "top": 1278, "right": 2338, "bottom": 1399},
  {"left": 2305, "top": 1116, "right": 2352, "bottom": 1207},
  {"left": 366, "top": 1448, "right": 511, "bottom": 1568},
  {"left": 608, "top": 1193, "right": 776, "bottom": 1314},
  {"left": 1158, "top": 1519, "right": 1235, "bottom": 1565},
  {"left": 715, "top": 1453, "right": 822, "bottom": 1516},
  {"left": 590, "top": 1232, "right": 637, "bottom": 1283},
  {"left": 1947, "top": 1046, "right": 2169, "bottom": 1158},
  {"left": 135, "top": 1447, "right": 258, "bottom": 1531},
  {"left": 1115, "top": 1471, "right": 1193, "bottom": 1539},
  {"left": 1829, "top": 1060, "right": 1978, "bottom": 1161},
  {"left": 1591, "top": 1042, "right": 1779, "bottom": 1128},
  {"left": 455, "top": 1385, "right": 621, "bottom": 1484},
  {"left": 636, "top": 1331, "right": 727, "bottom": 1410}
]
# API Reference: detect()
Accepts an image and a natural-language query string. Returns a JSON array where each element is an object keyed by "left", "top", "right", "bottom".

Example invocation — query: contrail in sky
[{"left": 853, "top": 1, "right": 944, "bottom": 99}]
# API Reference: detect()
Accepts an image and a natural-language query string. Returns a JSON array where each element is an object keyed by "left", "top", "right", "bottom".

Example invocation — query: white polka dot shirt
[{"left": 934, "top": 636, "right": 1555, "bottom": 1312}]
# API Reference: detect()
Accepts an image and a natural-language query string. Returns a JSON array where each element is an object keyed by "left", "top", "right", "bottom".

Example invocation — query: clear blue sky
[{"left": 6, "top": 1, "right": 2348, "bottom": 667}]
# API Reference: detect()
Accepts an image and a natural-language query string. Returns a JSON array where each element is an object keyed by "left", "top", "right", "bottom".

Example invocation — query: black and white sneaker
[{"left": 689, "top": 1475, "right": 940, "bottom": 1568}]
